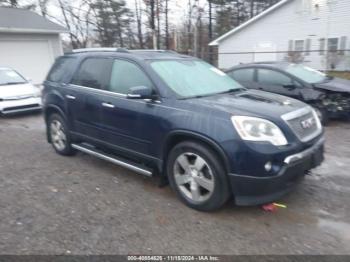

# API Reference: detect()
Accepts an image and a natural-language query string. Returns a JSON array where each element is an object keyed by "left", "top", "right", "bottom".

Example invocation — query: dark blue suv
[{"left": 43, "top": 49, "right": 325, "bottom": 211}]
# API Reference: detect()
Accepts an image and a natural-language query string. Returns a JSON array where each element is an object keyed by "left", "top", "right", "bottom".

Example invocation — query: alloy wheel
[
  {"left": 173, "top": 153, "right": 215, "bottom": 203},
  {"left": 50, "top": 120, "right": 67, "bottom": 151}
]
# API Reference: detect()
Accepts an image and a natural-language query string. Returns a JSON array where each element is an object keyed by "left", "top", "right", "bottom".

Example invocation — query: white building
[
  {"left": 209, "top": 0, "right": 350, "bottom": 71},
  {"left": 0, "top": 7, "right": 67, "bottom": 84}
]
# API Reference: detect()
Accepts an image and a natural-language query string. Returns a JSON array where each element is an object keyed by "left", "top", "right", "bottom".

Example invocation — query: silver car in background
[{"left": 0, "top": 68, "right": 42, "bottom": 115}]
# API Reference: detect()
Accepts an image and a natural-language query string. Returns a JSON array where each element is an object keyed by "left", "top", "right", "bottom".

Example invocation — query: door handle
[
  {"left": 66, "top": 95, "right": 76, "bottom": 100},
  {"left": 102, "top": 102, "right": 115, "bottom": 108}
]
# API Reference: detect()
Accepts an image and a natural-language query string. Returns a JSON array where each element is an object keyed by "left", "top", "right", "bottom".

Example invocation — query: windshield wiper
[{"left": 217, "top": 87, "right": 246, "bottom": 95}]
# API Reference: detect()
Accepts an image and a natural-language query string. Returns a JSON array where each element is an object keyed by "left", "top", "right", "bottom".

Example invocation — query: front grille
[{"left": 282, "top": 107, "right": 322, "bottom": 142}]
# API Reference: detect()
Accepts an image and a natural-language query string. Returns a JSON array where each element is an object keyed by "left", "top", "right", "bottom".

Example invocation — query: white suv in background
[{"left": 0, "top": 67, "right": 42, "bottom": 115}]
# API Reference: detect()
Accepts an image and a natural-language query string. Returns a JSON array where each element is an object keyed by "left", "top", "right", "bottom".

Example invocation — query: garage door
[{"left": 0, "top": 39, "right": 54, "bottom": 84}]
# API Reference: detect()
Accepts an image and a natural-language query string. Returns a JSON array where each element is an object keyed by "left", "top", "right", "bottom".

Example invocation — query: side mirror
[{"left": 127, "top": 86, "right": 156, "bottom": 100}]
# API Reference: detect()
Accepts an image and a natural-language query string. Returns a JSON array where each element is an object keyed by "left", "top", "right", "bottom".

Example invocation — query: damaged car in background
[{"left": 226, "top": 62, "right": 350, "bottom": 124}]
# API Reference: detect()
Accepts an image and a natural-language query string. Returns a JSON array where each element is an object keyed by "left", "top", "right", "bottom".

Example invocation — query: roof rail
[
  {"left": 72, "top": 47, "right": 129, "bottom": 53},
  {"left": 130, "top": 49, "right": 178, "bottom": 54}
]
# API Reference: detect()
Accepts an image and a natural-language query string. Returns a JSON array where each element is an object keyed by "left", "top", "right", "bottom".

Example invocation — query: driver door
[
  {"left": 256, "top": 68, "right": 301, "bottom": 99},
  {"left": 99, "top": 58, "right": 158, "bottom": 156}
]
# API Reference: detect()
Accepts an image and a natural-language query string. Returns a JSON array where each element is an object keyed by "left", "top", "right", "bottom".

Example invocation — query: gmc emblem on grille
[{"left": 300, "top": 117, "right": 315, "bottom": 129}]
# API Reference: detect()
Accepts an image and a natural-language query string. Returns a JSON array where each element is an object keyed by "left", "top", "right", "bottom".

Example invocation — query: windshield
[
  {"left": 285, "top": 64, "right": 327, "bottom": 84},
  {"left": 0, "top": 69, "right": 27, "bottom": 86},
  {"left": 150, "top": 60, "right": 243, "bottom": 98}
]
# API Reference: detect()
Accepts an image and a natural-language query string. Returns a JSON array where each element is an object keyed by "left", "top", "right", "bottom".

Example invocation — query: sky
[{"left": 23, "top": 0, "right": 209, "bottom": 27}]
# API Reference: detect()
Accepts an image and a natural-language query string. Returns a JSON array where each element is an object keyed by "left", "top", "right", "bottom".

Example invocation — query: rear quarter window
[{"left": 47, "top": 56, "right": 76, "bottom": 82}]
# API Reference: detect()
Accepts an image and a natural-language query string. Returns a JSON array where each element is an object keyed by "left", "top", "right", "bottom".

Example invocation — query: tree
[
  {"left": 134, "top": 0, "right": 144, "bottom": 48},
  {"left": 91, "top": 0, "right": 133, "bottom": 48},
  {"left": 58, "top": 0, "right": 93, "bottom": 49}
]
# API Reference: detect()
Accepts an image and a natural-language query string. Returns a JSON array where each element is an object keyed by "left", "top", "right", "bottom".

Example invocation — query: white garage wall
[
  {"left": 0, "top": 33, "right": 63, "bottom": 84},
  {"left": 217, "top": 0, "right": 350, "bottom": 71}
]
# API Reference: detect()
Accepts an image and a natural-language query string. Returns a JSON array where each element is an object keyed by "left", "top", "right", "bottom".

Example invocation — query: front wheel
[
  {"left": 314, "top": 107, "right": 329, "bottom": 126},
  {"left": 48, "top": 113, "right": 75, "bottom": 156},
  {"left": 167, "top": 141, "right": 230, "bottom": 211}
]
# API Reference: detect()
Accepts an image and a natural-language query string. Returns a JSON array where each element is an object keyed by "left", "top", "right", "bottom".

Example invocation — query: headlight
[{"left": 231, "top": 116, "right": 288, "bottom": 146}]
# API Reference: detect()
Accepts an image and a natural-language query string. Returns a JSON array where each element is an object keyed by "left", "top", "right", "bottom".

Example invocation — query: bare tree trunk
[
  {"left": 58, "top": 0, "right": 77, "bottom": 49},
  {"left": 150, "top": 0, "right": 157, "bottom": 49},
  {"left": 135, "top": 0, "right": 144, "bottom": 48},
  {"left": 165, "top": 0, "right": 169, "bottom": 49},
  {"left": 156, "top": 0, "right": 160, "bottom": 49},
  {"left": 250, "top": 0, "right": 254, "bottom": 18},
  {"left": 187, "top": 0, "right": 192, "bottom": 54}
]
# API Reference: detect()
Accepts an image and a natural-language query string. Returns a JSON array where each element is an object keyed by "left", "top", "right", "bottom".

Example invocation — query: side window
[
  {"left": 71, "top": 58, "right": 113, "bottom": 89},
  {"left": 257, "top": 69, "right": 293, "bottom": 86},
  {"left": 47, "top": 56, "right": 76, "bottom": 82},
  {"left": 108, "top": 59, "right": 153, "bottom": 94},
  {"left": 229, "top": 68, "right": 255, "bottom": 83}
]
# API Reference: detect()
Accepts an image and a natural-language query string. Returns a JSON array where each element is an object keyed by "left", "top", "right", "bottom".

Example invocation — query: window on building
[
  {"left": 294, "top": 40, "right": 305, "bottom": 52},
  {"left": 339, "top": 36, "right": 347, "bottom": 55},
  {"left": 328, "top": 38, "right": 339, "bottom": 53}
]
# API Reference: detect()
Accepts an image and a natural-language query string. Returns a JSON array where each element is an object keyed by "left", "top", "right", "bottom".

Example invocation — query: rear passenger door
[
  {"left": 227, "top": 68, "right": 256, "bottom": 88},
  {"left": 256, "top": 68, "right": 301, "bottom": 98},
  {"left": 69, "top": 57, "right": 113, "bottom": 139},
  {"left": 99, "top": 59, "right": 157, "bottom": 156}
]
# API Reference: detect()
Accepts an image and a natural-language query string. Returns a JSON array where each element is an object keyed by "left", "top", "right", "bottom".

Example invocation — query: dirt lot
[{"left": 0, "top": 113, "right": 349, "bottom": 255}]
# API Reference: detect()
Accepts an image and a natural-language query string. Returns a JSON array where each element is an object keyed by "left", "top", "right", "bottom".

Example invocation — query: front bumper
[
  {"left": 0, "top": 97, "right": 42, "bottom": 114},
  {"left": 229, "top": 136, "right": 325, "bottom": 206}
]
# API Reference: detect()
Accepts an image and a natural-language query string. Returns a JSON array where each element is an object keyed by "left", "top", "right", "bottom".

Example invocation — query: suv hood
[
  {"left": 314, "top": 77, "right": 350, "bottom": 93},
  {"left": 187, "top": 89, "right": 307, "bottom": 120},
  {"left": 0, "top": 83, "right": 38, "bottom": 99}
]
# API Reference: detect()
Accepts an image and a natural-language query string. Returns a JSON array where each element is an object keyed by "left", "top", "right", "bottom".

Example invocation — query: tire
[
  {"left": 314, "top": 107, "right": 329, "bottom": 126},
  {"left": 48, "top": 113, "right": 75, "bottom": 156},
  {"left": 166, "top": 141, "right": 230, "bottom": 211}
]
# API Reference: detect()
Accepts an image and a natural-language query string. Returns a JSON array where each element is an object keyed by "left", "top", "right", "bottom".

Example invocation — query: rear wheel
[
  {"left": 167, "top": 141, "right": 230, "bottom": 211},
  {"left": 48, "top": 113, "right": 75, "bottom": 156}
]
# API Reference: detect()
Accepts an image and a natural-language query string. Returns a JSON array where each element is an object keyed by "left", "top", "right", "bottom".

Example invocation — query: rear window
[
  {"left": 47, "top": 56, "right": 76, "bottom": 82},
  {"left": 71, "top": 58, "right": 113, "bottom": 89}
]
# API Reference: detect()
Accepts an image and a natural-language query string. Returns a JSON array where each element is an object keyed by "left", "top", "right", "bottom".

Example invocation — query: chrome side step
[{"left": 71, "top": 143, "right": 153, "bottom": 177}]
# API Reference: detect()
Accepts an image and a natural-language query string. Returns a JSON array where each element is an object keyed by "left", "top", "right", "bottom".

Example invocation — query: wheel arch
[{"left": 162, "top": 130, "right": 230, "bottom": 174}]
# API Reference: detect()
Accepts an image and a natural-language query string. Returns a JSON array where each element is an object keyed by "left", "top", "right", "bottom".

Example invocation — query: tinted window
[
  {"left": 109, "top": 59, "right": 153, "bottom": 94},
  {"left": 47, "top": 57, "right": 76, "bottom": 82},
  {"left": 229, "top": 69, "right": 255, "bottom": 83},
  {"left": 71, "top": 58, "right": 113, "bottom": 89},
  {"left": 257, "top": 69, "right": 292, "bottom": 86}
]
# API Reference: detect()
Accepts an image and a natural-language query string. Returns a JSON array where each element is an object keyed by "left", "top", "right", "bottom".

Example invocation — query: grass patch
[{"left": 327, "top": 71, "right": 350, "bottom": 80}]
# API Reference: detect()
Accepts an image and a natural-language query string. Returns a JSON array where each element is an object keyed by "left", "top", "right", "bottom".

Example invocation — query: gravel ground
[{"left": 0, "top": 113, "right": 349, "bottom": 255}]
